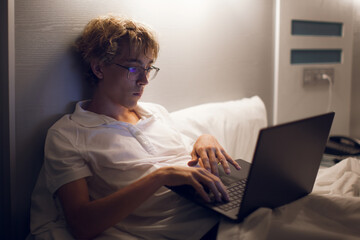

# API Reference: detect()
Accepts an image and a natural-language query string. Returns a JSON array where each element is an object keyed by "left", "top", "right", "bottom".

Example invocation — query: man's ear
[{"left": 90, "top": 59, "right": 104, "bottom": 80}]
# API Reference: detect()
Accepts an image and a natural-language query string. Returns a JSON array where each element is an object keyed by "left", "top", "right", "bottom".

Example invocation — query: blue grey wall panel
[
  {"left": 292, "top": 20, "right": 342, "bottom": 36},
  {"left": 291, "top": 49, "right": 342, "bottom": 64}
]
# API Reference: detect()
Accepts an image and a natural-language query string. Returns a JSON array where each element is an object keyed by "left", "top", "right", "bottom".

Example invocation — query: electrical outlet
[{"left": 303, "top": 68, "right": 334, "bottom": 86}]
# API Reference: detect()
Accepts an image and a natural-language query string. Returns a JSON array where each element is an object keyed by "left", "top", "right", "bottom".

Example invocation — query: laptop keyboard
[{"left": 216, "top": 178, "right": 247, "bottom": 211}]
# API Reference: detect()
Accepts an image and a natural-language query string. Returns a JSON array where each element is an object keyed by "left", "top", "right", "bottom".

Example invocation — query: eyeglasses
[{"left": 113, "top": 63, "right": 160, "bottom": 81}]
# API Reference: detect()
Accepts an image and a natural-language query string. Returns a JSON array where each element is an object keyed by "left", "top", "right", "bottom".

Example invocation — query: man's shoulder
[
  {"left": 47, "top": 114, "right": 76, "bottom": 135},
  {"left": 48, "top": 100, "right": 91, "bottom": 132}
]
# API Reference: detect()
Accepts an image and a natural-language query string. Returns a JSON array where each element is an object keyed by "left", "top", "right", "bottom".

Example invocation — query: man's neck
[{"left": 86, "top": 97, "right": 140, "bottom": 124}]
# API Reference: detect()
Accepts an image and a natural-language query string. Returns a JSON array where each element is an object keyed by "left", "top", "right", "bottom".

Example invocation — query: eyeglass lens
[{"left": 128, "top": 67, "right": 158, "bottom": 81}]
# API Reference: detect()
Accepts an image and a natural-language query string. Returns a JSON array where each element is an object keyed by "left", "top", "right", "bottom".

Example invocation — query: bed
[{"left": 170, "top": 96, "right": 360, "bottom": 240}]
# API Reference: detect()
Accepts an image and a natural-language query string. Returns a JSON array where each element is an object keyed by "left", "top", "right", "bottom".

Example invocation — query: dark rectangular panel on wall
[
  {"left": 291, "top": 49, "right": 342, "bottom": 64},
  {"left": 292, "top": 20, "right": 343, "bottom": 36}
]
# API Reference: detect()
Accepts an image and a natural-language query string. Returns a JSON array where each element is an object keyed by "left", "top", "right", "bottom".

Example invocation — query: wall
[
  {"left": 274, "top": 0, "right": 354, "bottom": 136},
  {"left": 5, "top": 0, "right": 274, "bottom": 238},
  {"left": 351, "top": 0, "right": 360, "bottom": 139}
]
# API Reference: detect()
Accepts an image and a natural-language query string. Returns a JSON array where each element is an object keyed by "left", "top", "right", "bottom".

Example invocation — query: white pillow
[{"left": 170, "top": 96, "right": 267, "bottom": 162}]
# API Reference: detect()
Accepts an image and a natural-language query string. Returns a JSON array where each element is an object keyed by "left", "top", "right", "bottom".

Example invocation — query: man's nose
[{"left": 136, "top": 72, "right": 149, "bottom": 86}]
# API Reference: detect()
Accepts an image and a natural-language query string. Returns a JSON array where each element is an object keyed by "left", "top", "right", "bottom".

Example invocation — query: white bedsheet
[{"left": 218, "top": 157, "right": 360, "bottom": 240}]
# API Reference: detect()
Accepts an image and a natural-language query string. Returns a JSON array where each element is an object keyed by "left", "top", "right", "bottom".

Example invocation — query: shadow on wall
[
  {"left": 16, "top": 45, "right": 91, "bottom": 239},
  {"left": 28, "top": 44, "right": 92, "bottom": 173}
]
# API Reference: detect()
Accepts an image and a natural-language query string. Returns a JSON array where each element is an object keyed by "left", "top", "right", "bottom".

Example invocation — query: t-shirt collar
[{"left": 70, "top": 100, "right": 153, "bottom": 128}]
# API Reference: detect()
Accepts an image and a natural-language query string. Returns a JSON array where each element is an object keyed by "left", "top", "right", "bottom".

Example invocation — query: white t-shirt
[{"left": 30, "top": 101, "right": 218, "bottom": 240}]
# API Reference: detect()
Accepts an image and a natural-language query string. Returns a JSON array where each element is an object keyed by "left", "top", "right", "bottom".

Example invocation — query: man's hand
[
  {"left": 159, "top": 166, "right": 229, "bottom": 202},
  {"left": 188, "top": 134, "right": 241, "bottom": 176}
]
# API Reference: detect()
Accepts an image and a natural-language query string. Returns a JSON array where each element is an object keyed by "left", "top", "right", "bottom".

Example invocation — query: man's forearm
[{"left": 59, "top": 170, "right": 165, "bottom": 239}]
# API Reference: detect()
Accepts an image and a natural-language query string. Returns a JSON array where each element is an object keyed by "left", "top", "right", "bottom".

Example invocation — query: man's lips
[{"left": 133, "top": 90, "right": 143, "bottom": 96}]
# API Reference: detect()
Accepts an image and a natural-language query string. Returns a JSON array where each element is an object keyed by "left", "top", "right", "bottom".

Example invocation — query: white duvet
[{"left": 218, "top": 157, "right": 360, "bottom": 240}]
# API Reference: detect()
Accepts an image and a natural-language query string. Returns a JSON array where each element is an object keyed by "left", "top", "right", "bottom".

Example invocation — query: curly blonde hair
[{"left": 75, "top": 15, "right": 159, "bottom": 84}]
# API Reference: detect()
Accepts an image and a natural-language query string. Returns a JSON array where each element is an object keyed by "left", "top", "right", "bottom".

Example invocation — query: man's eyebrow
[
  {"left": 126, "top": 59, "right": 141, "bottom": 64},
  {"left": 125, "top": 59, "right": 154, "bottom": 66}
]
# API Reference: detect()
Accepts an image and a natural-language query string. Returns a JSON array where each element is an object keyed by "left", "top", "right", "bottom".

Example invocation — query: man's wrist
[{"left": 150, "top": 167, "right": 169, "bottom": 188}]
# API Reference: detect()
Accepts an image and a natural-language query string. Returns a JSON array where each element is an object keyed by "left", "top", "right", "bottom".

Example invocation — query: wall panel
[
  {"left": 274, "top": 0, "right": 354, "bottom": 136},
  {"left": 351, "top": 1, "right": 360, "bottom": 139}
]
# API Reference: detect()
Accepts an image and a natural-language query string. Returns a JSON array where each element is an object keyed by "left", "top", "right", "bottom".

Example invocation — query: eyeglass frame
[{"left": 113, "top": 63, "right": 160, "bottom": 81}]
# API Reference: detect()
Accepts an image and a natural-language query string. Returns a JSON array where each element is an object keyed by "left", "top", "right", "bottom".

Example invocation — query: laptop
[{"left": 169, "top": 112, "right": 335, "bottom": 221}]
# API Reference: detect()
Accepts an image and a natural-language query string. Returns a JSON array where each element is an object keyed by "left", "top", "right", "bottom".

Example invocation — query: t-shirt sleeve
[{"left": 44, "top": 129, "right": 92, "bottom": 195}]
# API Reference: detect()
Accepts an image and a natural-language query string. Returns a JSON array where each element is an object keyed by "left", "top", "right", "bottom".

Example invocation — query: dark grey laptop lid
[
  {"left": 237, "top": 112, "right": 335, "bottom": 220},
  {"left": 168, "top": 112, "right": 334, "bottom": 222}
]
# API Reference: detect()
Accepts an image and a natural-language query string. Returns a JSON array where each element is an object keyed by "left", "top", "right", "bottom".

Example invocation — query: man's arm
[{"left": 57, "top": 165, "right": 228, "bottom": 239}]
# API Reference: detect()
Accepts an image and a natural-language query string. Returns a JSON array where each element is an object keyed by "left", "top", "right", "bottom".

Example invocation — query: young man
[{"left": 30, "top": 15, "right": 240, "bottom": 239}]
